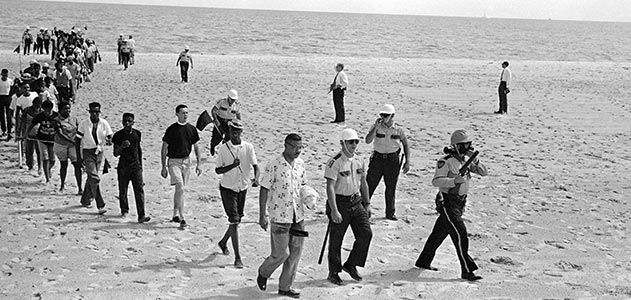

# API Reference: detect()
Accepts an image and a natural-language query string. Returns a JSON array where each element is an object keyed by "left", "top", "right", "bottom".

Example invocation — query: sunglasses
[
  {"left": 379, "top": 113, "right": 392, "bottom": 118},
  {"left": 346, "top": 140, "right": 360, "bottom": 145}
]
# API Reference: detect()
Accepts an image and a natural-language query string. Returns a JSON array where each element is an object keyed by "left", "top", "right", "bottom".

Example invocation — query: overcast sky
[{"left": 42, "top": 0, "right": 631, "bottom": 22}]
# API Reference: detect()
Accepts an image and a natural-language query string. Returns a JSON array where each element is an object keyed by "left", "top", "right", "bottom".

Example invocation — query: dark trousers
[
  {"left": 24, "top": 41, "right": 31, "bottom": 55},
  {"left": 367, "top": 151, "right": 401, "bottom": 218},
  {"left": 332, "top": 88, "right": 345, "bottom": 122},
  {"left": 0, "top": 95, "right": 12, "bottom": 134},
  {"left": 121, "top": 52, "right": 130, "bottom": 69},
  {"left": 25, "top": 139, "right": 41, "bottom": 169},
  {"left": 56, "top": 86, "right": 71, "bottom": 103},
  {"left": 180, "top": 61, "right": 189, "bottom": 82},
  {"left": 86, "top": 57, "right": 94, "bottom": 73},
  {"left": 36, "top": 38, "right": 43, "bottom": 54},
  {"left": 416, "top": 193, "right": 478, "bottom": 274},
  {"left": 327, "top": 195, "right": 372, "bottom": 273},
  {"left": 43, "top": 39, "right": 50, "bottom": 54},
  {"left": 498, "top": 81, "right": 508, "bottom": 113},
  {"left": 210, "top": 118, "right": 229, "bottom": 156},
  {"left": 80, "top": 148, "right": 106, "bottom": 209},
  {"left": 117, "top": 167, "right": 145, "bottom": 218}
]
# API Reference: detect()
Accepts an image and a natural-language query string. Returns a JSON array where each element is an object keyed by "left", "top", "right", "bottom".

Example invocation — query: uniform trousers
[
  {"left": 327, "top": 194, "right": 372, "bottom": 273},
  {"left": 498, "top": 81, "right": 508, "bottom": 113},
  {"left": 179, "top": 61, "right": 189, "bottom": 82},
  {"left": 117, "top": 166, "right": 145, "bottom": 218},
  {"left": 80, "top": 148, "right": 106, "bottom": 209},
  {"left": 367, "top": 150, "right": 401, "bottom": 218},
  {"left": 209, "top": 118, "right": 229, "bottom": 156},
  {"left": 332, "top": 88, "right": 345, "bottom": 122},
  {"left": 416, "top": 193, "right": 478, "bottom": 275},
  {"left": 258, "top": 220, "right": 305, "bottom": 291}
]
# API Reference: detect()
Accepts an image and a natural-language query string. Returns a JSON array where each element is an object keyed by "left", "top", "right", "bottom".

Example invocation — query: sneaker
[
  {"left": 327, "top": 272, "right": 343, "bottom": 285},
  {"left": 278, "top": 289, "right": 300, "bottom": 298},
  {"left": 234, "top": 259, "right": 244, "bottom": 269},
  {"left": 179, "top": 220, "right": 187, "bottom": 228},
  {"left": 98, "top": 208, "right": 107, "bottom": 215},
  {"left": 256, "top": 273, "right": 267, "bottom": 291},
  {"left": 138, "top": 216, "right": 151, "bottom": 223},
  {"left": 171, "top": 216, "right": 181, "bottom": 223},
  {"left": 342, "top": 263, "right": 362, "bottom": 281},
  {"left": 461, "top": 272, "right": 482, "bottom": 281}
]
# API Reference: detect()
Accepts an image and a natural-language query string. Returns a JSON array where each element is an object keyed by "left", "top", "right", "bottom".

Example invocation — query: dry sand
[{"left": 0, "top": 51, "right": 630, "bottom": 299}]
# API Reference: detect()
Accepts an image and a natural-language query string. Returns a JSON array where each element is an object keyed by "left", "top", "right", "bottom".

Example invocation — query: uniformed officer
[
  {"left": 365, "top": 104, "right": 410, "bottom": 221},
  {"left": 415, "top": 129, "right": 488, "bottom": 281},
  {"left": 210, "top": 89, "right": 241, "bottom": 156},
  {"left": 176, "top": 45, "right": 193, "bottom": 82},
  {"left": 324, "top": 128, "right": 372, "bottom": 285}
]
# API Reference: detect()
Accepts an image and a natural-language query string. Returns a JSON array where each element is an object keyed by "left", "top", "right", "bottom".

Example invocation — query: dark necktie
[
  {"left": 91, "top": 122, "right": 99, "bottom": 146},
  {"left": 500, "top": 69, "right": 504, "bottom": 81}
]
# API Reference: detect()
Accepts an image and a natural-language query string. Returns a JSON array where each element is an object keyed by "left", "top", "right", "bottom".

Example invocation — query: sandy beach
[{"left": 1, "top": 50, "right": 630, "bottom": 299}]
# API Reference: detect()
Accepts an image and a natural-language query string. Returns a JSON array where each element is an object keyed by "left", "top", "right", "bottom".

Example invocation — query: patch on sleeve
[
  {"left": 327, "top": 159, "right": 335, "bottom": 168},
  {"left": 437, "top": 161, "right": 445, "bottom": 168}
]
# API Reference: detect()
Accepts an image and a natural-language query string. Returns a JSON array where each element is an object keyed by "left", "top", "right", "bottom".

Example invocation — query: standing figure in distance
[
  {"left": 329, "top": 63, "right": 348, "bottom": 123},
  {"left": 176, "top": 46, "right": 193, "bottom": 83},
  {"left": 495, "top": 61, "right": 511, "bottom": 114}
]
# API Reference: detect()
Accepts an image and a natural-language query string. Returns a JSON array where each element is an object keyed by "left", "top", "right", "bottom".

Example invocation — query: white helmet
[
  {"left": 339, "top": 128, "right": 359, "bottom": 141},
  {"left": 450, "top": 129, "right": 471, "bottom": 145},
  {"left": 379, "top": 104, "right": 395, "bottom": 115},
  {"left": 228, "top": 89, "right": 239, "bottom": 100}
]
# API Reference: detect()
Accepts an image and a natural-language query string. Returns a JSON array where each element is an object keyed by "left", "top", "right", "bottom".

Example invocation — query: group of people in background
[{"left": 117, "top": 34, "right": 136, "bottom": 70}]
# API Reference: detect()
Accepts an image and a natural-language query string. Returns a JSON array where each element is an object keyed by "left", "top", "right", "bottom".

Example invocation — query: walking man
[
  {"left": 329, "top": 63, "right": 348, "bottom": 123},
  {"left": 53, "top": 102, "right": 82, "bottom": 194},
  {"left": 0, "top": 69, "right": 13, "bottom": 139},
  {"left": 76, "top": 102, "right": 113, "bottom": 214},
  {"left": 54, "top": 62, "right": 73, "bottom": 103},
  {"left": 257, "top": 133, "right": 307, "bottom": 299},
  {"left": 365, "top": 104, "right": 411, "bottom": 221},
  {"left": 113, "top": 113, "right": 150, "bottom": 223},
  {"left": 324, "top": 128, "right": 372, "bottom": 285},
  {"left": 161, "top": 104, "right": 202, "bottom": 229},
  {"left": 415, "top": 130, "right": 487, "bottom": 281},
  {"left": 495, "top": 61, "right": 511, "bottom": 114},
  {"left": 176, "top": 46, "right": 193, "bottom": 83},
  {"left": 209, "top": 89, "right": 241, "bottom": 156},
  {"left": 215, "top": 120, "right": 259, "bottom": 268}
]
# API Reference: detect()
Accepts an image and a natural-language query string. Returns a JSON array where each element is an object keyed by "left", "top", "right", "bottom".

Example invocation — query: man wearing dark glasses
[{"left": 365, "top": 104, "right": 410, "bottom": 221}]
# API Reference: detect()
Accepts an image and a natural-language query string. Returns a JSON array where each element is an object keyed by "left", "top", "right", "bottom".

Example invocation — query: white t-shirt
[
  {"left": 0, "top": 78, "right": 13, "bottom": 96},
  {"left": 10, "top": 92, "right": 38, "bottom": 111},
  {"left": 216, "top": 140, "right": 258, "bottom": 192}
]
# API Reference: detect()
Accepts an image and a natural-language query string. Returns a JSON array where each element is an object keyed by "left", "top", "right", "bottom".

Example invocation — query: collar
[{"left": 176, "top": 121, "right": 187, "bottom": 126}]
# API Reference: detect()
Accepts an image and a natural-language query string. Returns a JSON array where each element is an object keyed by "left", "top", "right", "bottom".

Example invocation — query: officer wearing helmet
[
  {"left": 415, "top": 129, "right": 487, "bottom": 281},
  {"left": 324, "top": 128, "right": 372, "bottom": 285},
  {"left": 365, "top": 104, "right": 410, "bottom": 221},
  {"left": 210, "top": 89, "right": 241, "bottom": 156}
]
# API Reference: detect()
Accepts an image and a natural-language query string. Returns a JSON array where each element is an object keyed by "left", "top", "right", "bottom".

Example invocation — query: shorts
[
  {"left": 53, "top": 143, "right": 77, "bottom": 162},
  {"left": 220, "top": 185, "right": 247, "bottom": 223},
  {"left": 168, "top": 157, "right": 190, "bottom": 186},
  {"left": 37, "top": 141, "right": 56, "bottom": 161}
]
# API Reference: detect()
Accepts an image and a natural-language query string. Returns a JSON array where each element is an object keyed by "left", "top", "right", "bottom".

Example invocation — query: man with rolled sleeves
[
  {"left": 209, "top": 89, "right": 241, "bottom": 156},
  {"left": 415, "top": 129, "right": 487, "bottom": 281},
  {"left": 325, "top": 128, "right": 372, "bottom": 285},
  {"left": 365, "top": 104, "right": 410, "bottom": 221},
  {"left": 329, "top": 63, "right": 348, "bottom": 123}
]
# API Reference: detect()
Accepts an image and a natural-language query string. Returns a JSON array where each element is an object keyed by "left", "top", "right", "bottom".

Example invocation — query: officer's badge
[
  {"left": 327, "top": 159, "right": 335, "bottom": 168},
  {"left": 339, "top": 170, "right": 351, "bottom": 177},
  {"left": 437, "top": 161, "right": 445, "bottom": 168},
  {"left": 357, "top": 168, "right": 364, "bottom": 174}
]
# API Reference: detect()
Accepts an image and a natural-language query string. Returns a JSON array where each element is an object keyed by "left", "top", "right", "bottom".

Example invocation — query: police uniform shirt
[
  {"left": 324, "top": 152, "right": 365, "bottom": 196},
  {"left": 372, "top": 122, "right": 405, "bottom": 154},
  {"left": 178, "top": 51, "right": 191, "bottom": 63},
  {"left": 214, "top": 98, "right": 240, "bottom": 120},
  {"left": 432, "top": 155, "right": 488, "bottom": 195}
]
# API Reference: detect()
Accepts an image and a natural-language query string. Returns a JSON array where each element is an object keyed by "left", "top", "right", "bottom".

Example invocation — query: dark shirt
[
  {"left": 162, "top": 123, "right": 199, "bottom": 159},
  {"left": 32, "top": 111, "right": 59, "bottom": 142},
  {"left": 113, "top": 128, "right": 142, "bottom": 170}
]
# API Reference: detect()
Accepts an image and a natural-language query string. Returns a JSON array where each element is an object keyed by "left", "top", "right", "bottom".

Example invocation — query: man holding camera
[{"left": 365, "top": 104, "right": 410, "bottom": 221}]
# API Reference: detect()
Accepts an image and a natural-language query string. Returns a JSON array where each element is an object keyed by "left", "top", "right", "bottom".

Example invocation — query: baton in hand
[{"left": 318, "top": 222, "right": 331, "bottom": 264}]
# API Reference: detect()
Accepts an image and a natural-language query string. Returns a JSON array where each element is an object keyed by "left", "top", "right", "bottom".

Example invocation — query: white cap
[
  {"left": 228, "top": 89, "right": 238, "bottom": 100},
  {"left": 43, "top": 63, "right": 50, "bottom": 68},
  {"left": 184, "top": 45, "right": 190, "bottom": 50},
  {"left": 339, "top": 128, "right": 359, "bottom": 141},
  {"left": 300, "top": 186, "right": 319, "bottom": 209},
  {"left": 380, "top": 104, "right": 395, "bottom": 115},
  {"left": 29, "top": 59, "right": 38, "bottom": 64}
]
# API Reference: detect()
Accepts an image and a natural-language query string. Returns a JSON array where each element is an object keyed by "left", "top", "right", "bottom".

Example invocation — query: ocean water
[{"left": 1, "top": 0, "right": 630, "bottom": 62}]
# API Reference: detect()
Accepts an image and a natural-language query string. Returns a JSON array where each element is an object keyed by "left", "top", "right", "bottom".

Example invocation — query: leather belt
[{"left": 373, "top": 150, "right": 400, "bottom": 159}]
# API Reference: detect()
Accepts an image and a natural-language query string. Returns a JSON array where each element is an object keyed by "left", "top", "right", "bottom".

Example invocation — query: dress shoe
[
  {"left": 494, "top": 110, "right": 503, "bottom": 114},
  {"left": 414, "top": 263, "right": 438, "bottom": 271},
  {"left": 234, "top": 259, "right": 244, "bottom": 269},
  {"left": 138, "top": 216, "right": 151, "bottom": 223},
  {"left": 98, "top": 208, "right": 107, "bottom": 215},
  {"left": 278, "top": 289, "right": 300, "bottom": 298},
  {"left": 342, "top": 263, "right": 362, "bottom": 281},
  {"left": 461, "top": 272, "right": 482, "bottom": 281},
  {"left": 256, "top": 273, "right": 267, "bottom": 291},
  {"left": 327, "top": 272, "right": 343, "bottom": 285},
  {"left": 386, "top": 215, "right": 398, "bottom": 221},
  {"left": 179, "top": 220, "right": 187, "bottom": 228},
  {"left": 218, "top": 241, "right": 230, "bottom": 255},
  {"left": 171, "top": 216, "right": 181, "bottom": 223}
]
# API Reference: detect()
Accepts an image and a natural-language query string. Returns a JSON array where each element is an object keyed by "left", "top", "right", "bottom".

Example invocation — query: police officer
[
  {"left": 324, "top": 128, "right": 372, "bottom": 285},
  {"left": 365, "top": 104, "right": 410, "bottom": 221},
  {"left": 415, "top": 129, "right": 487, "bottom": 281},
  {"left": 210, "top": 89, "right": 241, "bottom": 156}
]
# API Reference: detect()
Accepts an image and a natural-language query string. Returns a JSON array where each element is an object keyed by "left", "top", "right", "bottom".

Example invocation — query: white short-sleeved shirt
[
  {"left": 259, "top": 155, "right": 306, "bottom": 223},
  {"left": 371, "top": 122, "right": 406, "bottom": 154},
  {"left": 11, "top": 92, "right": 38, "bottom": 112},
  {"left": 216, "top": 141, "right": 258, "bottom": 192},
  {"left": 76, "top": 118, "right": 113, "bottom": 151},
  {"left": 324, "top": 152, "right": 366, "bottom": 196},
  {"left": 0, "top": 78, "right": 13, "bottom": 96},
  {"left": 214, "top": 98, "right": 240, "bottom": 120},
  {"left": 432, "top": 155, "right": 488, "bottom": 195}
]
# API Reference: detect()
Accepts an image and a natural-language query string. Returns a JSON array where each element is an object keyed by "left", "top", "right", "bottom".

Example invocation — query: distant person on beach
[
  {"left": 161, "top": 104, "right": 202, "bottom": 229},
  {"left": 76, "top": 102, "right": 113, "bottom": 215},
  {"left": 329, "top": 63, "right": 348, "bottom": 123},
  {"left": 0, "top": 69, "right": 14, "bottom": 140},
  {"left": 127, "top": 35, "right": 136, "bottom": 65},
  {"left": 364, "top": 104, "right": 410, "bottom": 221},
  {"left": 53, "top": 102, "right": 82, "bottom": 194},
  {"left": 415, "top": 130, "right": 487, "bottom": 281},
  {"left": 113, "top": 113, "right": 151, "bottom": 223},
  {"left": 43, "top": 28, "right": 51, "bottom": 55},
  {"left": 65, "top": 58, "right": 80, "bottom": 102},
  {"left": 176, "top": 46, "right": 193, "bottom": 82},
  {"left": 54, "top": 62, "right": 73, "bottom": 103},
  {"left": 495, "top": 61, "right": 511, "bottom": 114},
  {"left": 215, "top": 119, "right": 259, "bottom": 268},
  {"left": 28, "top": 100, "right": 59, "bottom": 183},
  {"left": 120, "top": 40, "right": 131, "bottom": 70},
  {"left": 324, "top": 128, "right": 372, "bottom": 285},
  {"left": 23, "top": 27, "right": 33, "bottom": 55},
  {"left": 117, "top": 34, "right": 124, "bottom": 65},
  {"left": 209, "top": 89, "right": 241, "bottom": 156},
  {"left": 257, "top": 133, "right": 307, "bottom": 299}
]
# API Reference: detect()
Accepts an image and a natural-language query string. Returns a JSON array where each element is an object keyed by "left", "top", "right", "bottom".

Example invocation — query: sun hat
[
  {"left": 228, "top": 89, "right": 239, "bottom": 100},
  {"left": 228, "top": 119, "right": 244, "bottom": 130}
]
